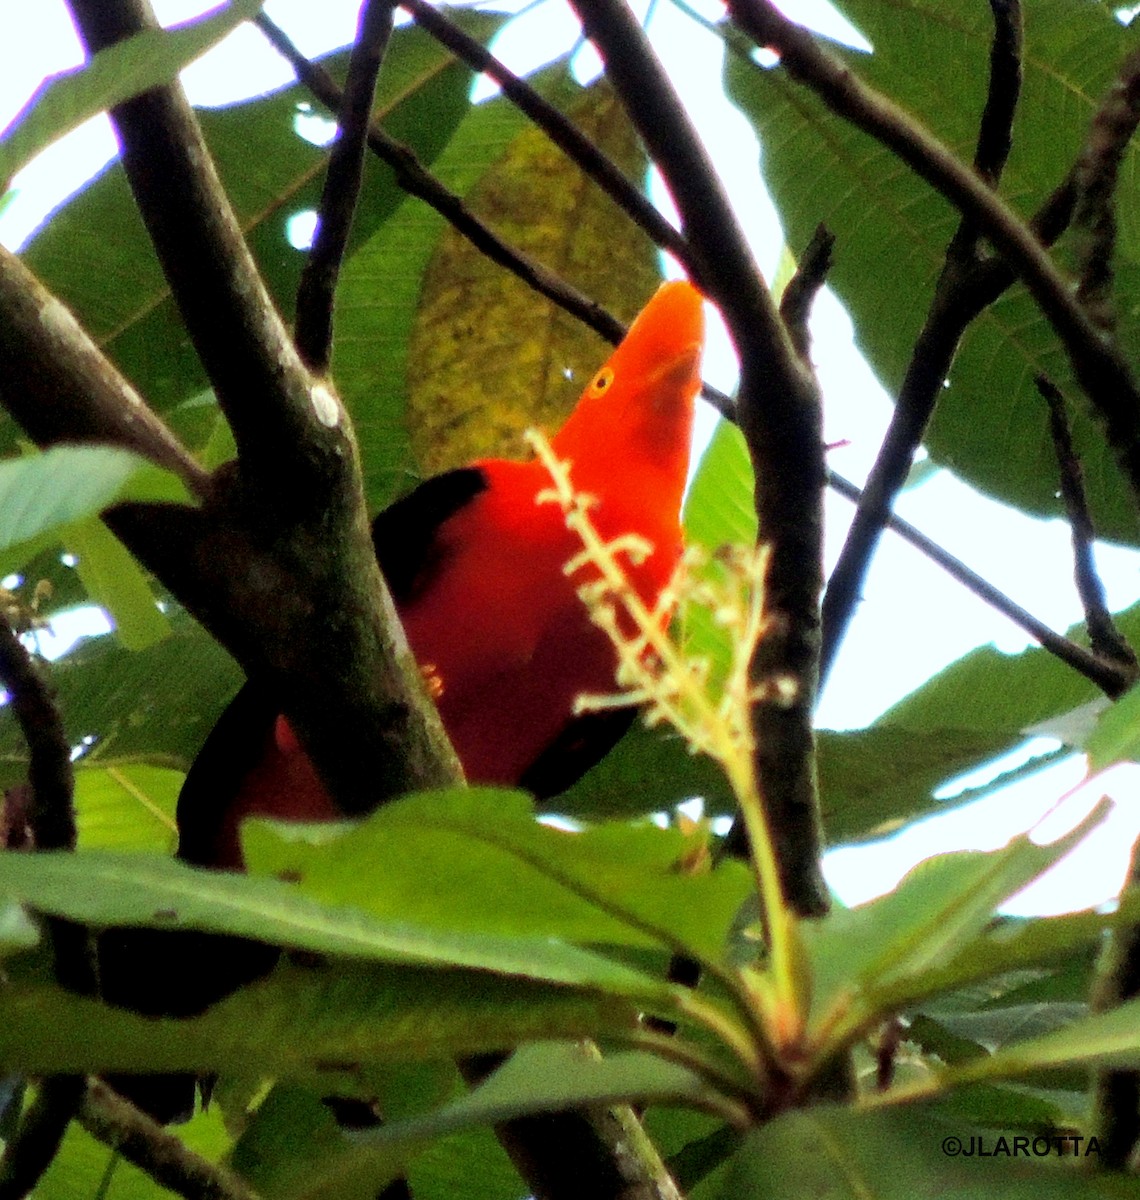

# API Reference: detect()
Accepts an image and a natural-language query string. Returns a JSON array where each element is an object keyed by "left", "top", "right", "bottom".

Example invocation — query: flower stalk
[{"left": 528, "top": 430, "right": 808, "bottom": 1053}]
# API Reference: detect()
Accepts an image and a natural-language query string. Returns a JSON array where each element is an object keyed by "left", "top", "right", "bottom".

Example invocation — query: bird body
[{"left": 186, "top": 280, "right": 704, "bottom": 867}]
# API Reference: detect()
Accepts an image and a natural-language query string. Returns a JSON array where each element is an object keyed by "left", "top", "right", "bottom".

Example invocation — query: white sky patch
[
  {"left": 286, "top": 208, "right": 318, "bottom": 250},
  {"left": 293, "top": 103, "right": 337, "bottom": 147},
  {"left": 29, "top": 604, "right": 113, "bottom": 662}
]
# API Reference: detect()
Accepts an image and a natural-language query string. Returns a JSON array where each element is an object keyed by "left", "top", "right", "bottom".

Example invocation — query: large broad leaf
[
  {"left": 945, "top": 993, "right": 1140, "bottom": 1084},
  {"left": 0, "top": 444, "right": 187, "bottom": 577},
  {"left": 550, "top": 720, "right": 737, "bottom": 822},
  {"left": 0, "top": 445, "right": 184, "bottom": 651},
  {"left": 72, "top": 763, "right": 181, "bottom": 853},
  {"left": 333, "top": 64, "right": 587, "bottom": 506},
  {"left": 879, "top": 600, "right": 1140, "bottom": 739},
  {"left": 19, "top": 14, "right": 504, "bottom": 458},
  {"left": 720, "top": 1104, "right": 1132, "bottom": 1199},
  {"left": 61, "top": 515, "right": 171, "bottom": 652},
  {"left": 405, "top": 79, "right": 661, "bottom": 475},
  {"left": 0, "top": 900, "right": 39, "bottom": 959},
  {"left": 0, "top": 0, "right": 264, "bottom": 188},
  {"left": 0, "top": 848, "right": 677, "bottom": 1000},
  {"left": 726, "top": 0, "right": 1140, "bottom": 544},
  {"left": 803, "top": 803, "right": 1109, "bottom": 1034},
  {"left": 232, "top": 1069, "right": 523, "bottom": 1200},
  {"left": 244, "top": 788, "right": 754, "bottom": 968},
  {"left": 0, "top": 965, "right": 638, "bottom": 1076},
  {"left": 1086, "top": 679, "right": 1140, "bottom": 770}
]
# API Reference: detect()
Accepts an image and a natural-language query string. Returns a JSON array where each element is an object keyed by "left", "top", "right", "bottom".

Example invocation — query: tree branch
[
  {"left": 826, "top": 469, "right": 1134, "bottom": 697},
  {"left": 972, "top": 0, "right": 1022, "bottom": 187},
  {"left": 1037, "top": 376, "right": 1137, "bottom": 683},
  {"left": 726, "top": 0, "right": 1140, "bottom": 516},
  {"left": 778, "top": 223, "right": 834, "bottom": 361},
  {"left": 67, "top": 0, "right": 343, "bottom": 502},
  {"left": 0, "top": 617, "right": 91, "bottom": 1200},
  {"left": 570, "top": 0, "right": 829, "bottom": 922},
  {"left": 0, "top": 247, "right": 209, "bottom": 497},
  {"left": 399, "top": 0, "right": 695, "bottom": 276},
  {"left": 80, "top": 1080, "right": 261, "bottom": 1200},
  {"left": 819, "top": 3, "right": 1073, "bottom": 685},
  {"left": 63, "top": 0, "right": 462, "bottom": 816},
  {"left": 295, "top": 0, "right": 396, "bottom": 372},
  {"left": 1073, "top": 44, "right": 1140, "bottom": 332}
]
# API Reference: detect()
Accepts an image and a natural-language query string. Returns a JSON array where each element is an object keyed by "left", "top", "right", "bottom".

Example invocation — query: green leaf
[
  {"left": 62, "top": 516, "right": 169, "bottom": 652},
  {"left": 244, "top": 788, "right": 754, "bottom": 969},
  {"left": 281, "top": 1043, "right": 732, "bottom": 1200},
  {"left": 405, "top": 79, "right": 660, "bottom": 475},
  {"left": 0, "top": 965, "right": 639, "bottom": 1077},
  {"left": 721, "top": 1104, "right": 1128, "bottom": 1199},
  {"left": 0, "top": 0, "right": 264, "bottom": 189},
  {"left": 551, "top": 720, "right": 736, "bottom": 822},
  {"left": 679, "top": 420, "right": 757, "bottom": 699},
  {"left": 805, "top": 803, "right": 1110, "bottom": 1029},
  {"left": 73, "top": 763, "right": 180, "bottom": 853},
  {"left": 0, "top": 850, "right": 674, "bottom": 998},
  {"left": 233, "top": 1067, "right": 525, "bottom": 1200},
  {"left": 948, "top": 994, "right": 1140, "bottom": 1085},
  {"left": 1086, "top": 681, "right": 1140, "bottom": 771},
  {"left": 861, "top": 600, "right": 1140, "bottom": 804},
  {"left": 683, "top": 419, "right": 756, "bottom": 550},
  {"left": 815, "top": 726, "right": 999, "bottom": 844},
  {"left": 727, "top": 0, "right": 1140, "bottom": 543},
  {"left": 0, "top": 445, "right": 188, "bottom": 579},
  {"left": 332, "top": 62, "right": 581, "bottom": 505}
]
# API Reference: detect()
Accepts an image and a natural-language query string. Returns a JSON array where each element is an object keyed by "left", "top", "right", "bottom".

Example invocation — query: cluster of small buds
[{"left": 527, "top": 430, "right": 789, "bottom": 777}]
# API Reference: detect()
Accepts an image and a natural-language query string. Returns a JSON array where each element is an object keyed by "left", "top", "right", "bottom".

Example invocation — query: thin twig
[
  {"left": 726, "top": 0, "right": 1140, "bottom": 513},
  {"left": 295, "top": 0, "right": 396, "bottom": 372},
  {"left": 1073, "top": 45, "right": 1140, "bottom": 332},
  {"left": 398, "top": 0, "right": 696, "bottom": 274},
  {"left": 80, "top": 1081, "right": 261, "bottom": 1200},
  {"left": 0, "top": 618, "right": 74, "bottom": 856},
  {"left": 778, "top": 223, "right": 834, "bottom": 362},
  {"left": 826, "top": 469, "right": 1133, "bottom": 697},
  {"left": 0, "top": 617, "right": 90, "bottom": 1200},
  {"left": 973, "top": 0, "right": 1022, "bottom": 186},
  {"left": 1037, "top": 375, "right": 1137, "bottom": 682},
  {"left": 0, "top": 1077, "right": 87, "bottom": 1200},
  {"left": 253, "top": 12, "right": 627, "bottom": 347},
  {"left": 820, "top": 2, "right": 1062, "bottom": 686}
]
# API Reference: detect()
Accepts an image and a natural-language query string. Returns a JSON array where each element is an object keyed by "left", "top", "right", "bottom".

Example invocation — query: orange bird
[{"left": 102, "top": 280, "right": 704, "bottom": 1120}]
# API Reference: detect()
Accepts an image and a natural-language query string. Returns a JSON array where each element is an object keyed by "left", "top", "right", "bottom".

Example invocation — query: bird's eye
[{"left": 589, "top": 367, "right": 615, "bottom": 396}]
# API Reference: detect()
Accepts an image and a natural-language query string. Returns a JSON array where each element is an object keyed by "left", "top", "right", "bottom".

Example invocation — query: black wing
[{"left": 372, "top": 467, "right": 489, "bottom": 604}]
